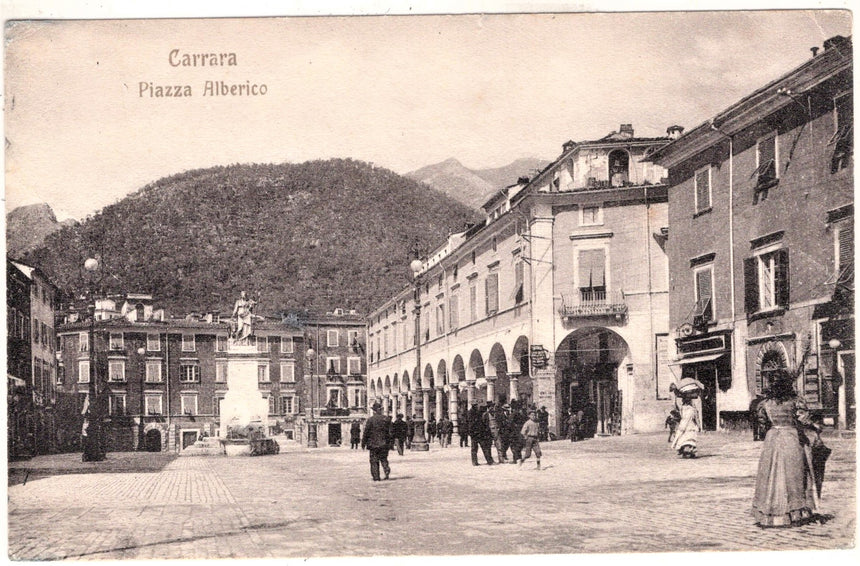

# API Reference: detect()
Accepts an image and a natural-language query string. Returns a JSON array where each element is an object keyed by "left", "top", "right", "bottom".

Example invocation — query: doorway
[
  {"left": 682, "top": 363, "right": 718, "bottom": 431},
  {"left": 328, "top": 423, "right": 342, "bottom": 446},
  {"left": 145, "top": 429, "right": 162, "bottom": 452},
  {"left": 182, "top": 430, "right": 198, "bottom": 449}
]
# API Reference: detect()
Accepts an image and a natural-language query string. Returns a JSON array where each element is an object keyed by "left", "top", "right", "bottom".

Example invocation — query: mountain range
[
  {"left": 405, "top": 157, "right": 549, "bottom": 209},
  {"left": 14, "top": 159, "right": 479, "bottom": 316}
]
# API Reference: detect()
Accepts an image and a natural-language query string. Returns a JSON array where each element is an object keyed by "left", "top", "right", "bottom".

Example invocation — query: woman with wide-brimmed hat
[
  {"left": 672, "top": 394, "right": 700, "bottom": 458},
  {"left": 751, "top": 369, "right": 819, "bottom": 527}
]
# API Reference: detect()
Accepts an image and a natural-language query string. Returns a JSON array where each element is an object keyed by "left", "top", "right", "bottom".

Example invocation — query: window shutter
[
  {"left": 839, "top": 224, "right": 854, "bottom": 272},
  {"left": 743, "top": 257, "right": 759, "bottom": 315},
  {"left": 775, "top": 249, "right": 790, "bottom": 308}
]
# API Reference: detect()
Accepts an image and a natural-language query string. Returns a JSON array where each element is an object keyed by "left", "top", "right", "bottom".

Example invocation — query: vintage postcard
[{"left": 4, "top": 4, "right": 856, "bottom": 563}]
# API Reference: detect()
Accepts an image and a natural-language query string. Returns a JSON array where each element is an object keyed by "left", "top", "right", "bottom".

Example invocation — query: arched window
[
  {"left": 608, "top": 149, "right": 630, "bottom": 187},
  {"left": 756, "top": 345, "right": 788, "bottom": 394},
  {"left": 135, "top": 303, "right": 145, "bottom": 321}
]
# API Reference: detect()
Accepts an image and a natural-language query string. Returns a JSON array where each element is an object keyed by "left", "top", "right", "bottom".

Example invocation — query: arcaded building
[{"left": 368, "top": 125, "right": 677, "bottom": 436}]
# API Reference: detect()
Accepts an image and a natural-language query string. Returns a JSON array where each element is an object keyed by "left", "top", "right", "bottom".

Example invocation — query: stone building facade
[
  {"left": 368, "top": 125, "right": 676, "bottom": 436},
  {"left": 8, "top": 260, "right": 59, "bottom": 454},
  {"left": 56, "top": 297, "right": 368, "bottom": 451},
  {"left": 649, "top": 35, "right": 854, "bottom": 432}
]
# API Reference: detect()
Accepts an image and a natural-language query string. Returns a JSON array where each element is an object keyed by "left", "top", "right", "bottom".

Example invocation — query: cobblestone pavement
[{"left": 7, "top": 432, "right": 856, "bottom": 560}]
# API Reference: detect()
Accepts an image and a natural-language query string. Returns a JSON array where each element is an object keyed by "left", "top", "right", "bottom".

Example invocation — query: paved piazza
[{"left": 6, "top": 432, "right": 856, "bottom": 560}]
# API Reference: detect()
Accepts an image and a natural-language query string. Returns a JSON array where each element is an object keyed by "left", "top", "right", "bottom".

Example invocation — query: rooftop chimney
[
  {"left": 666, "top": 125, "right": 685, "bottom": 140},
  {"left": 619, "top": 124, "right": 634, "bottom": 138},
  {"left": 811, "top": 46, "right": 819, "bottom": 57},
  {"left": 562, "top": 140, "right": 576, "bottom": 152}
]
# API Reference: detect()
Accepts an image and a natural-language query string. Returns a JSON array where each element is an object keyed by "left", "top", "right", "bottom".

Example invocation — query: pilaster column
[
  {"left": 486, "top": 376, "right": 497, "bottom": 404},
  {"left": 400, "top": 392, "right": 408, "bottom": 417},
  {"left": 448, "top": 383, "right": 459, "bottom": 434},
  {"left": 435, "top": 386, "right": 444, "bottom": 421},
  {"left": 383, "top": 395, "right": 390, "bottom": 416},
  {"left": 509, "top": 373, "right": 520, "bottom": 403},
  {"left": 466, "top": 380, "right": 476, "bottom": 407}
]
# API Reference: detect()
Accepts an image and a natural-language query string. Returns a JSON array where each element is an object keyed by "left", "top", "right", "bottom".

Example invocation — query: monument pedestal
[{"left": 219, "top": 342, "right": 269, "bottom": 439}]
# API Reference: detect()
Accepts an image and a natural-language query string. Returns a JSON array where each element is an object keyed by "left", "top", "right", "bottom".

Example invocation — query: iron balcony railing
[{"left": 559, "top": 289, "right": 628, "bottom": 319}]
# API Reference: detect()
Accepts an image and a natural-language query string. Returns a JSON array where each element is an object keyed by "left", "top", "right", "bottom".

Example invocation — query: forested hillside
[{"left": 23, "top": 159, "right": 479, "bottom": 315}]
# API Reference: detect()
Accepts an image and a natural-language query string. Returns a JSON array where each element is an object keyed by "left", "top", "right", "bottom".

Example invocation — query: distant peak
[{"left": 8, "top": 202, "right": 57, "bottom": 222}]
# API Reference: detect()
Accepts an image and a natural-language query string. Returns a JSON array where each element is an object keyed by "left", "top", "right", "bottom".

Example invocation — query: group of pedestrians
[
  {"left": 563, "top": 403, "right": 597, "bottom": 442},
  {"left": 424, "top": 415, "right": 454, "bottom": 447},
  {"left": 463, "top": 400, "right": 542, "bottom": 469}
]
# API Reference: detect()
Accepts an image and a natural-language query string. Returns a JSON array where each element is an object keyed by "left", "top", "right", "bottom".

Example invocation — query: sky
[{"left": 2, "top": 6, "right": 853, "bottom": 221}]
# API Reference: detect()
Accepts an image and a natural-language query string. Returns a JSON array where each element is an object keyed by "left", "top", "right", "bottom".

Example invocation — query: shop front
[{"left": 671, "top": 330, "right": 732, "bottom": 431}]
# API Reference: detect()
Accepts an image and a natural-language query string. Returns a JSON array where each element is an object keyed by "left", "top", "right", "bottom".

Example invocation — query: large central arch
[{"left": 556, "top": 326, "right": 630, "bottom": 436}]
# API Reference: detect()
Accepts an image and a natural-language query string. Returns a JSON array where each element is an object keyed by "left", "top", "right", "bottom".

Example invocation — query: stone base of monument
[
  {"left": 219, "top": 437, "right": 280, "bottom": 456},
  {"left": 180, "top": 436, "right": 224, "bottom": 457}
]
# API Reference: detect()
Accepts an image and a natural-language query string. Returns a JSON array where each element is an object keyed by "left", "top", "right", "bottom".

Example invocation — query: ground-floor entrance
[
  {"left": 556, "top": 327, "right": 629, "bottom": 437},
  {"left": 181, "top": 430, "right": 198, "bottom": 449},
  {"left": 328, "top": 423, "right": 342, "bottom": 446},
  {"left": 145, "top": 429, "right": 162, "bottom": 452},
  {"left": 680, "top": 361, "right": 719, "bottom": 431}
]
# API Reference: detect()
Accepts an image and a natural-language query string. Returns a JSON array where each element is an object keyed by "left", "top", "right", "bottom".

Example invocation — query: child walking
[{"left": 519, "top": 410, "right": 542, "bottom": 470}]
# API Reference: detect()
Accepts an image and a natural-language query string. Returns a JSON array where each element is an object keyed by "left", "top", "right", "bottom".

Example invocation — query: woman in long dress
[
  {"left": 751, "top": 370, "right": 819, "bottom": 527},
  {"left": 672, "top": 396, "right": 700, "bottom": 458}
]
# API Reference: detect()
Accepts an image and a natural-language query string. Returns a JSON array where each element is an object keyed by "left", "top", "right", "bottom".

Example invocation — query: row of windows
[
  {"left": 7, "top": 307, "right": 29, "bottom": 341},
  {"left": 32, "top": 318, "right": 54, "bottom": 351},
  {"left": 371, "top": 261, "right": 527, "bottom": 363},
  {"left": 691, "top": 223, "right": 852, "bottom": 323},
  {"left": 32, "top": 282, "right": 54, "bottom": 309},
  {"left": 79, "top": 360, "right": 315, "bottom": 384},
  {"left": 80, "top": 356, "right": 364, "bottom": 384},
  {"left": 99, "top": 332, "right": 299, "bottom": 354},
  {"left": 107, "top": 393, "right": 299, "bottom": 416},
  {"left": 693, "top": 92, "right": 852, "bottom": 214}
]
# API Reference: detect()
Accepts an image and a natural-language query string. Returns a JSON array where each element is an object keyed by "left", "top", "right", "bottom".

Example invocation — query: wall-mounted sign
[{"left": 530, "top": 345, "right": 548, "bottom": 369}]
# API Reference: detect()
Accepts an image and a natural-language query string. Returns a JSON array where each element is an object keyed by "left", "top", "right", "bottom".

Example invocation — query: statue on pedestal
[{"left": 230, "top": 291, "right": 257, "bottom": 343}]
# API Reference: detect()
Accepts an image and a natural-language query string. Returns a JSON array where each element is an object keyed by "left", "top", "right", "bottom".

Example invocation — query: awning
[{"left": 668, "top": 352, "right": 726, "bottom": 367}]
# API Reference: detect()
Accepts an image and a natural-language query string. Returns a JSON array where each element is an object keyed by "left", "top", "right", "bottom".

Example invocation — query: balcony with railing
[{"left": 559, "top": 289, "right": 628, "bottom": 319}]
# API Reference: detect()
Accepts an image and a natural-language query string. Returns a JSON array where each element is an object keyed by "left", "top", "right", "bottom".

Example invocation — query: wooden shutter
[
  {"left": 775, "top": 249, "right": 790, "bottom": 308},
  {"left": 839, "top": 224, "right": 854, "bottom": 272},
  {"left": 743, "top": 257, "right": 759, "bottom": 315}
]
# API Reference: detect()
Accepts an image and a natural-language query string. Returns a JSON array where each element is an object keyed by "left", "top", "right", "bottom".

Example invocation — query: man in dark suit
[
  {"left": 350, "top": 420, "right": 362, "bottom": 449},
  {"left": 361, "top": 403, "right": 393, "bottom": 481},
  {"left": 391, "top": 413, "right": 409, "bottom": 456},
  {"left": 468, "top": 403, "right": 494, "bottom": 466}
]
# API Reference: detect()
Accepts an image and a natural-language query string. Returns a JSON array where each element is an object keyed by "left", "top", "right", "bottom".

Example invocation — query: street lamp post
[
  {"left": 306, "top": 347, "right": 318, "bottom": 448},
  {"left": 82, "top": 257, "right": 105, "bottom": 462},
  {"left": 409, "top": 259, "right": 429, "bottom": 451},
  {"left": 137, "top": 346, "right": 146, "bottom": 450}
]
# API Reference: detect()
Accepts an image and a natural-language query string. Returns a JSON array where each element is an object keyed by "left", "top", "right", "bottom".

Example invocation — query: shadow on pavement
[{"left": 8, "top": 452, "right": 178, "bottom": 487}]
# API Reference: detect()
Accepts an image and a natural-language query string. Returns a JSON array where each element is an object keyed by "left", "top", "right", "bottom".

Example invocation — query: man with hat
[
  {"left": 482, "top": 402, "right": 508, "bottom": 463},
  {"left": 361, "top": 402, "right": 393, "bottom": 481},
  {"left": 519, "top": 409, "right": 542, "bottom": 470}
]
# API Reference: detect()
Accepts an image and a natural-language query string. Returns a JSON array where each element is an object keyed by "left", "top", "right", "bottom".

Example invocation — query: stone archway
[
  {"left": 556, "top": 326, "right": 630, "bottom": 436},
  {"left": 467, "top": 349, "right": 486, "bottom": 404},
  {"left": 143, "top": 424, "right": 165, "bottom": 452},
  {"left": 511, "top": 335, "right": 532, "bottom": 404},
  {"left": 755, "top": 341, "right": 790, "bottom": 395},
  {"left": 451, "top": 354, "right": 468, "bottom": 411},
  {"left": 488, "top": 343, "right": 509, "bottom": 405}
]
